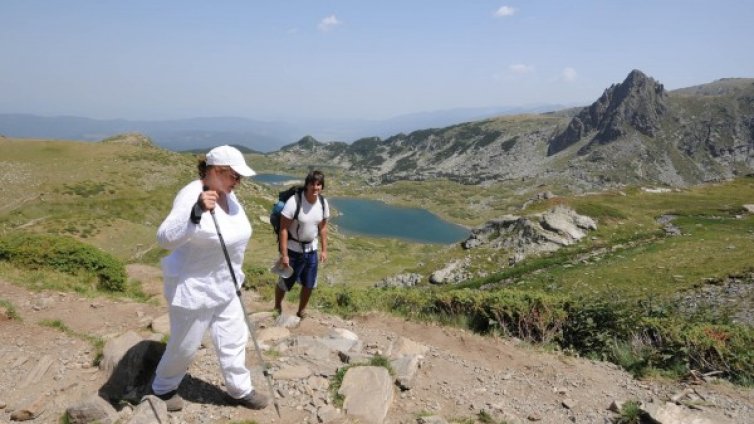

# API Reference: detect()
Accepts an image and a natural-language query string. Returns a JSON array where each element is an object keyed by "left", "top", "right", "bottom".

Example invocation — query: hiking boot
[
  {"left": 154, "top": 390, "right": 183, "bottom": 412},
  {"left": 231, "top": 390, "right": 269, "bottom": 410}
]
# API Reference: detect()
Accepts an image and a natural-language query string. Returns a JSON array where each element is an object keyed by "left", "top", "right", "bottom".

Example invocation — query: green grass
[
  {"left": 39, "top": 318, "right": 106, "bottom": 366},
  {"left": 0, "top": 298, "right": 20, "bottom": 320},
  {"left": 615, "top": 400, "right": 644, "bottom": 424}
]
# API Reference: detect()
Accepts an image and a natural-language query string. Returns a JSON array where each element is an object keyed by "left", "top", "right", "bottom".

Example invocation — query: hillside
[
  {"left": 2, "top": 123, "right": 754, "bottom": 423},
  {"left": 268, "top": 70, "right": 754, "bottom": 192}
]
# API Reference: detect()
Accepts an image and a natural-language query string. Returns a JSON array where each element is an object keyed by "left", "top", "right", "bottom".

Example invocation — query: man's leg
[
  {"left": 297, "top": 286, "right": 313, "bottom": 317},
  {"left": 274, "top": 283, "right": 285, "bottom": 314},
  {"left": 297, "top": 251, "right": 319, "bottom": 318}
]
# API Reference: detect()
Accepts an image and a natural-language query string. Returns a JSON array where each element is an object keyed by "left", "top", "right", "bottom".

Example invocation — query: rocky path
[{"left": 1, "top": 266, "right": 753, "bottom": 424}]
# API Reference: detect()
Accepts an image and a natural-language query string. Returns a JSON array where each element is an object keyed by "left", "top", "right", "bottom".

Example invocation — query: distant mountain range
[
  {"left": 0, "top": 105, "right": 565, "bottom": 153},
  {"left": 269, "top": 70, "right": 754, "bottom": 191}
]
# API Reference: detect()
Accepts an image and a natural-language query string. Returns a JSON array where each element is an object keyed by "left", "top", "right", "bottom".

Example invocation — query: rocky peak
[
  {"left": 282, "top": 135, "right": 323, "bottom": 151},
  {"left": 548, "top": 69, "right": 667, "bottom": 155}
]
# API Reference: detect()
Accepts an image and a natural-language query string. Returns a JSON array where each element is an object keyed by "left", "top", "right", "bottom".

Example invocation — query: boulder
[{"left": 338, "top": 366, "right": 394, "bottom": 424}]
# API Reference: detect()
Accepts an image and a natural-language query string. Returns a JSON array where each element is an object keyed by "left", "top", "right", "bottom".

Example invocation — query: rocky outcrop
[
  {"left": 375, "top": 273, "right": 422, "bottom": 288},
  {"left": 99, "top": 132, "right": 156, "bottom": 148},
  {"left": 548, "top": 69, "right": 667, "bottom": 155},
  {"left": 429, "top": 258, "right": 472, "bottom": 285},
  {"left": 462, "top": 206, "right": 597, "bottom": 259}
]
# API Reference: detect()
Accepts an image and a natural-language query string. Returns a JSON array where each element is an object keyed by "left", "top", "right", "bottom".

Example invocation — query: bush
[
  {"left": 310, "top": 282, "right": 754, "bottom": 385},
  {"left": 680, "top": 323, "right": 754, "bottom": 384},
  {"left": 0, "top": 232, "right": 127, "bottom": 292}
]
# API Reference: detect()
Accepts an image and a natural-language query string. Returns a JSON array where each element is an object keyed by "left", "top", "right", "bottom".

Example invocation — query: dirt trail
[{"left": 1, "top": 266, "right": 752, "bottom": 424}]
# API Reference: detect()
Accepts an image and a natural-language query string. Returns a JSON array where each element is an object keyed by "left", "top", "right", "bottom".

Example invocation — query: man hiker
[{"left": 274, "top": 170, "right": 329, "bottom": 319}]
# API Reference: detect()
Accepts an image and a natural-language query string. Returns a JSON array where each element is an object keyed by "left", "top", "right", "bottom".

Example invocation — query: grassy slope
[
  {"left": 4, "top": 136, "right": 754, "bottom": 382},
  {"left": 512, "top": 182, "right": 754, "bottom": 300},
  {"left": 3, "top": 137, "right": 754, "bottom": 301}
]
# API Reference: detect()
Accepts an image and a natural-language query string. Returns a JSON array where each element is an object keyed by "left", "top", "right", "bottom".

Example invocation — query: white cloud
[
  {"left": 495, "top": 6, "right": 516, "bottom": 17},
  {"left": 561, "top": 67, "right": 577, "bottom": 82},
  {"left": 317, "top": 15, "right": 342, "bottom": 32},
  {"left": 509, "top": 64, "right": 534, "bottom": 75}
]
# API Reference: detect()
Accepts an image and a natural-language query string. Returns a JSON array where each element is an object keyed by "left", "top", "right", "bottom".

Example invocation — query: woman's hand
[{"left": 199, "top": 189, "right": 219, "bottom": 211}]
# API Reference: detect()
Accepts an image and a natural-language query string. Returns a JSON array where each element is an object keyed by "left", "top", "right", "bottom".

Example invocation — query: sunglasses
[{"left": 218, "top": 167, "right": 242, "bottom": 182}]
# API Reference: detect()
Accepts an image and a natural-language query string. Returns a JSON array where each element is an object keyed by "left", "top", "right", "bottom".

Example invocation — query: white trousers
[{"left": 152, "top": 296, "right": 252, "bottom": 399}]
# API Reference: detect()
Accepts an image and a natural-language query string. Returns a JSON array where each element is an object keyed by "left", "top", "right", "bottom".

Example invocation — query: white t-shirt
[
  {"left": 281, "top": 192, "right": 329, "bottom": 253},
  {"left": 157, "top": 179, "right": 251, "bottom": 309}
]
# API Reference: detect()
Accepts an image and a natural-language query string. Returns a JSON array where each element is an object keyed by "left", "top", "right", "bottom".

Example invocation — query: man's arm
[
  {"left": 279, "top": 215, "right": 292, "bottom": 266},
  {"left": 318, "top": 219, "right": 328, "bottom": 263}
]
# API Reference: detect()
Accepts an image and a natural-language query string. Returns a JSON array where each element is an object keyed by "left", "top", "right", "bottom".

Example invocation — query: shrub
[
  {"left": 312, "top": 283, "right": 754, "bottom": 385},
  {"left": 615, "top": 400, "right": 644, "bottom": 424},
  {"left": 0, "top": 298, "right": 20, "bottom": 320},
  {"left": 681, "top": 323, "right": 754, "bottom": 384},
  {"left": 0, "top": 232, "right": 127, "bottom": 292}
]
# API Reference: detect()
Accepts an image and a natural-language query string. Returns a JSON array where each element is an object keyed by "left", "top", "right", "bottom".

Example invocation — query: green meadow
[{"left": 1, "top": 137, "right": 753, "bottom": 384}]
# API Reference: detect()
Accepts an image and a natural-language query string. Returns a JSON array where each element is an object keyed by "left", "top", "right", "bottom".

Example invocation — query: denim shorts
[{"left": 278, "top": 249, "right": 319, "bottom": 291}]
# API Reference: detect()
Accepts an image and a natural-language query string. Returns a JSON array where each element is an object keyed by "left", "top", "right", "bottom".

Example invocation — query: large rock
[
  {"left": 376, "top": 273, "right": 422, "bottom": 288},
  {"left": 127, "top": 395, "right": 169, "bottom": 424},
  {"left": 9, "top": 394, "right": 46, "bottom": 421},
  {"left": 390, "top": 355, "right": 422, "bottom": 390},
  {"left": 338, "top": 366, "right": 394, "bottom": 424},
  {"left": 98, "top": 336, "right": 166, "bottom": 404},
  {"left": 462, "top": 206, "right": 596, "bottom": 265},
  {"left": 429, "top": 258, "right": 471, "bottom": 285},
  {"left": 66, "top": 394, "right": 118, "bottom": 424},
  {"left": 642, "top": 401, "right": 734, "bottom": 424},
  {"left": 99, "top": 331, "right": 143, "bottom": 376},
  {"left": 389, "top": 337, "right": 429, "bottom": 358},
  {"left": 149, "top": 314, "right": 170, "bottom": 337}
]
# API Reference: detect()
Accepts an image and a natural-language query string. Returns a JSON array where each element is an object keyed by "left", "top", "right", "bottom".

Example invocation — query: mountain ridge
[{"left": 270, "top": 70, "right": 754, "bottom": 191}]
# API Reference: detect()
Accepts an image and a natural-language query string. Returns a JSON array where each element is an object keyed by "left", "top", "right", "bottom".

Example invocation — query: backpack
[{"left": 269, "top": 186, "right": 326, "bottom": 238}]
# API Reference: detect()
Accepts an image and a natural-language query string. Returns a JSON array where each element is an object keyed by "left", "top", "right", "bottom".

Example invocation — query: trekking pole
[{"left": 206, "top": 198, "right": 281, "bottom": 417}]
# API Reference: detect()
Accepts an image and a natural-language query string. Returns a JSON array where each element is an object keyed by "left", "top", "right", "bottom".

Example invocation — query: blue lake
[
  {"left": 253, "top": 173, "right": 300, "bottom": 185},
  {"left": 328, "top": 197, "right": 469, "bottom": 244}
]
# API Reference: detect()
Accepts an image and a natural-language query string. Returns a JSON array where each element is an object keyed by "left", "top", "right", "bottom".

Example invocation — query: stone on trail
[
  {"left": 338, "top": 366, "right": 394, "bottom": 424},
  {"left": 65, "top": 394, "right": 118, "bottom": 424},
  {"left": 128, "top": 395, "right": 169, "bottom": 424}
]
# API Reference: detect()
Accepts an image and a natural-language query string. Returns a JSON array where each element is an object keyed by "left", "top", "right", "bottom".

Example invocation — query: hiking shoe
[
  {"left": 231, "top": 390, "right": 269, "bottom": 410},
  {"left": 154, "top": 390, "right": 183, "bottom": 412}
]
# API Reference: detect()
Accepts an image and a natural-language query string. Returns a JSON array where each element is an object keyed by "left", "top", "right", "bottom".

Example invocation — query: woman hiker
[{"left": 151, "top": 145, "right": 269, "bottom": 412}]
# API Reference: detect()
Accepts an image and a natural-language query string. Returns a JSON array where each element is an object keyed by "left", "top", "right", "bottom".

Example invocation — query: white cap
[{"left": 206, "top": 145, "right": 256, "bottom": 177}]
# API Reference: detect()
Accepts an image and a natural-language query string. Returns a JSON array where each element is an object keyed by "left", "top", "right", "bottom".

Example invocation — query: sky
[{"left": 1, "top": 0, "right": 753, "bottom": 122}]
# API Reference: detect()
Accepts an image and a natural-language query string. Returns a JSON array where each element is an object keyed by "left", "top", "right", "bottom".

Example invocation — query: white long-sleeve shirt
[{"left": 157, "top": 180, "right": 252, "bottom": 309}]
